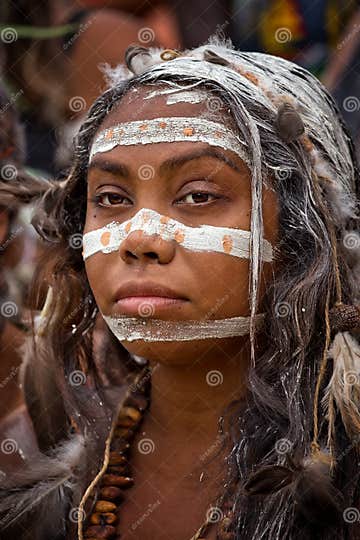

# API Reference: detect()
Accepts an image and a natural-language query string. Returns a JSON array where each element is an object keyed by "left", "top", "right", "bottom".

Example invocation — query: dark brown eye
[
  {"left": 178, "top": 192, "right": 218, "bottom": 205},
  {"left": 93, "top": 193, "right": 131, "bottom": 207}
]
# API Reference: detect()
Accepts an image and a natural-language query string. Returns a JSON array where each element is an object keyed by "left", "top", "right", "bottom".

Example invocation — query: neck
[{"left": 146, "top": 338, "right": 252, "bottom": 440}]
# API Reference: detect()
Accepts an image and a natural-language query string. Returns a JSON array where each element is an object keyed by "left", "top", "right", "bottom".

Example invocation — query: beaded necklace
[{"left": 79, "top": 365, "right": 235, "bottom": 540}]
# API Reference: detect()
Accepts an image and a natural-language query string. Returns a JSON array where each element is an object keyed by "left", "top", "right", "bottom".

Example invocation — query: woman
[{"left": 0, "top": 39, "right": 359, "bottom": 539}]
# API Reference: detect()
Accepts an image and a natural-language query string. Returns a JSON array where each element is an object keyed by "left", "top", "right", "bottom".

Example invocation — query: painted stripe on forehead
[
  {"left": 143, "top": 87, "right": 209, "bottom": 105},
  {"left": 89, "top": 117, "right": 249, "bottom": 165},
  {"left": 101, "top": 311, "right": 265, "bottom": 342},
  {"left": 82, "top": 207, "right": 274, "bottom": 262}
]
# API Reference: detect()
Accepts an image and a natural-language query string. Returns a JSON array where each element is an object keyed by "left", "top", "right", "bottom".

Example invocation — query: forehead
[{"left": 89, "top": 85, "right": 249, "bottom": 172}]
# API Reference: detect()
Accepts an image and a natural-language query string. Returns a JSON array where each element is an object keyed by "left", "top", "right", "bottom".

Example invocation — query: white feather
[{"left": 322, "top": 331, "right": 360, "bottom": 439}]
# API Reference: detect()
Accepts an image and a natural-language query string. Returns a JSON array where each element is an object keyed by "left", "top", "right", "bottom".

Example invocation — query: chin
[
  {"left": 121, "top": 337, "right": 244, "bottom": 366},
  {"left": 120, "top": 338, "right": 217, "bottom": 366}
]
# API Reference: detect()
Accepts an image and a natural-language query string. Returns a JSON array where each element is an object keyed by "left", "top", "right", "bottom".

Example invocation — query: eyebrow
[{"left": 88, "top": 147, "right": 244, "bottom": 180}]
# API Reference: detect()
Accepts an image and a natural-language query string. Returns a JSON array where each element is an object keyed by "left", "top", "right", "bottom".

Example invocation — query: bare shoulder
[{"left": 0, "top": 402, "right": 39, "bottom": 472}]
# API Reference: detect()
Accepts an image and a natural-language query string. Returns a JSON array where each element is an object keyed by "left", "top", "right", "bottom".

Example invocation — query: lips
[
  {"left": 113, "top": 281, "right": 188, "bottom": 317},
  {"left": 114, "top": 281, "right": 188, "bottom": 301}
]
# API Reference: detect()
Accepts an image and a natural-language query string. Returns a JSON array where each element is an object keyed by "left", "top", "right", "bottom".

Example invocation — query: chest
[
  {"left": 109, "top": 425, "right": 227, "bottom": 539},
  {"left": 114, "top": 482, "right": 220, "bottom": 539}
]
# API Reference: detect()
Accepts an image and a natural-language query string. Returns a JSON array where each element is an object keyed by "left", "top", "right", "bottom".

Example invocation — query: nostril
[
  {"left": 145, "top": 252, "right": 158, "bottom": 259},
  {"left": 125, "top": 250, "right": 158, "bottom": 260},
  {"left": 126, "top": 251, "right": 138, "bottom": 259}
]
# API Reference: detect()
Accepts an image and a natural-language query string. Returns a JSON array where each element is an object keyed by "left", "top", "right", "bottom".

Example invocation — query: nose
[{"left": 119, "top": 230, "right": 176, "bottom": 265}]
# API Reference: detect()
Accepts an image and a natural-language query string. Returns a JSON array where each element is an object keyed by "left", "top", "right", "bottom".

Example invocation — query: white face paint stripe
[
  {"left": 89, "top": 117, "right": 249, "bottom": 165},
  {"left": 82, "top": 208, "right": 274, "bottom": 262},
  {"left": 165, "top": 90, "right": 208, "bottom": 105},
  {"left": 101, "top": 311, "right": 265, "bottom": 342},
  {"left": 143, "top": 87, "right": 208, "bottom": 105}
]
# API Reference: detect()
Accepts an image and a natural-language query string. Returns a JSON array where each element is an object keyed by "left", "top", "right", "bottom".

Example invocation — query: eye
[
  {"left": 176, "top": 191, "right": 220, "bottom": 205},
  {"left": 90, "top": 192, "right": 131, "bottom": 207}
]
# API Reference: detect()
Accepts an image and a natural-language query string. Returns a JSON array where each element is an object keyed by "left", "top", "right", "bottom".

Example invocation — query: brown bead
[
  {"left": 110, "top": 440, "right": 130, "bottom": 453},
  {"left": 102, "top": 474, "right": 134, "bottom": 488},
  {"left": 116, "top": 417, "right": 137, "bottom": 428},
  {"left": 125, "top": 393, "right": 149, "bottom": 412},
  {"left": 99, "top": 486, "right": 124, "bottom": 501},
  {"left": 329, "top": 303, "right": 360, "bottom": 333},
  {"left": 275, "top": 103, "right": 304, "bottom": 143},
  {"left": 114, "top": 427, "right": 134, "bottom": 440},
  {"left": 109, "top": 452, "right": 127, "bottom": 465},
  {"left": 84, "top": 525, "right": 116, "bottom": 538},
  {"left": 90, "top": 513, "right": 117, "bottom": 525},
  {"left": 94, "top": 501, "right": 117, "bottom": 513},
  {"left": 108, "top": 465, "right": 129, "bottom": 475},
  {"left": 118, "top": 406, "right": 141, "bottom": 423}
]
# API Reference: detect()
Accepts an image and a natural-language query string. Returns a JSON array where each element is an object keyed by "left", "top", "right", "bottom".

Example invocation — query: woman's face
[{"left": 84, "top": 86, "right": 279, "bottom": 365}]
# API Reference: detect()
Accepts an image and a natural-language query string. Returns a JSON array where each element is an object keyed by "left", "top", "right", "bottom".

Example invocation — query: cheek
[
  {"left": 189, "top": 253, "right": 251, "bottom": 317},
  {"left": 84, "top": 256, "right": 111, "bottom": 313}
]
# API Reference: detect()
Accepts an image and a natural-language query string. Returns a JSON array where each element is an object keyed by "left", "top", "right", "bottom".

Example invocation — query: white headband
[
  {"left": 89, "top": 116, "right": 249, "bottom": 165},
  {"left": 82, "top": 207, "right": 274, "bottom": 262}
]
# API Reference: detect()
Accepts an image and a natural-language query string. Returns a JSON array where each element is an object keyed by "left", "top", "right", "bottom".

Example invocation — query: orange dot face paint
[{"left": 100, "top": 231, "right": 111, "bottom": 246}]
